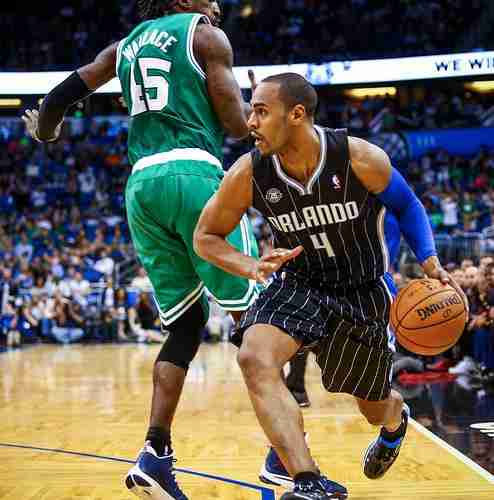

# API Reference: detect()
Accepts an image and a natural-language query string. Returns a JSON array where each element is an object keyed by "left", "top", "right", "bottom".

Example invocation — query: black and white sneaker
[
  {"left": 363, "top": 404, "right": 410, "bottom": 479},
  {"left": 280, "top": 475, "right": 348, "bottom": 500}
]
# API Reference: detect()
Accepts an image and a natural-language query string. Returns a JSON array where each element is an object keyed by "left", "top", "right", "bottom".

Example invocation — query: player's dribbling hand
[
  {"left": 21, "top": 108, "right": 62, "bottom": 143},
  {"left": 422, "top": 256, "right": 468, "bottom": 313},
  {"left": 253, "top": 246, "right": 304, "bottom": 285},
  {"left": 425, "top": 266, "right": 469, "bottom": 316}
]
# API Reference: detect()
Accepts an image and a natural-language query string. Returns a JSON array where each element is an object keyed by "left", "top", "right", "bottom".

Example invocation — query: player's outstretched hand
[
  {"left": 254, "top": 246, "right": 304, "bottom": 285},
  {"left": 21, "top": 108, "right": 62, "bottom": 143}
]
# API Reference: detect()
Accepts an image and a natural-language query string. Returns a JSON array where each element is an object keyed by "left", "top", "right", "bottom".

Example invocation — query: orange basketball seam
[{"left": 398, "top": 309, "right": 467, "bottom": 331}]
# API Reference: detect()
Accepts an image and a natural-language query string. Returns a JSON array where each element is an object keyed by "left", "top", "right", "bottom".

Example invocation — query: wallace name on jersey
[
  {"left": 267, "top": 201, "right": 359, "bottom": 233},
  {"left": 121, "top": 30, "right": 179, "bottom": 62}
]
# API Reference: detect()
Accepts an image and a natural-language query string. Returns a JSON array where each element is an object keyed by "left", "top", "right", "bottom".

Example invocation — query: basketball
[{"left": 390, "top": 278, "right": 467, "bottom": 356}]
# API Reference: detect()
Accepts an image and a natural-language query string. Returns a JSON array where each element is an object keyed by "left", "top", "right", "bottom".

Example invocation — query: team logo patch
[
  {"left": 331, "top": 175, "right": 342, "bottom": 190},
  {"left": 266, "top": 188, "right": 283, "bottom": 203}
]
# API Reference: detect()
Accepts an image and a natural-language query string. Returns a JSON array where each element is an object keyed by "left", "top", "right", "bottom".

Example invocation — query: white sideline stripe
[
  {"left": 409, "top": 417, "right": 494, "bottom": 484},
  {"left": 296, "top": 412, "right": 494, "bottom": 484}
]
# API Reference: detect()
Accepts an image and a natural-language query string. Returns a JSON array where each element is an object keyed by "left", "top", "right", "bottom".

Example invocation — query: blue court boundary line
[{"left": 0, "top": 443, "right": 276, "bottom": 500}]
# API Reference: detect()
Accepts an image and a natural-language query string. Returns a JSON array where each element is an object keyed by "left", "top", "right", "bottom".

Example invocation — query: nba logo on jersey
[
  {"left": 332, "top": 175, "right": 342, "bottom": 190},
  {"left": 266, "top": 188, "right": 283, "bottom": 203}
]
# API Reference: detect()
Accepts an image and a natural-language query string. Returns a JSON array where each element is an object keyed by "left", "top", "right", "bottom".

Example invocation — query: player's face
[{"left": 248, "top": 82, "right": 291, "bottom": 156}]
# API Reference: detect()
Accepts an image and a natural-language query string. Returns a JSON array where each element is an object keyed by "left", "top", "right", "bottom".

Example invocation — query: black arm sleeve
[{"left": 38, "top": 71, "right": 93, "bottom": 140}]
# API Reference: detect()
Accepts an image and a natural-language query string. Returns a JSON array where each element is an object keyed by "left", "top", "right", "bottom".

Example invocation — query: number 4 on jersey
[
  {"left": 310, "top": 232, "right": 335, "bottom": 257},
  {"left": 130, "top": 57, "right": 171, "bottom": 116}
]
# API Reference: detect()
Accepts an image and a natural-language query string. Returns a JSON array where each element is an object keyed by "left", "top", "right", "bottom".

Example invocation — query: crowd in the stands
[{"left": 1, "top": 0, "right": 489, "bottom": 71}]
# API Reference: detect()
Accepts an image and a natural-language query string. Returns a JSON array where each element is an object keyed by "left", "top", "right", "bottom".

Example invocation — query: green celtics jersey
[{"left": 116, "top": 13, "right": 224, "bottom": 165}]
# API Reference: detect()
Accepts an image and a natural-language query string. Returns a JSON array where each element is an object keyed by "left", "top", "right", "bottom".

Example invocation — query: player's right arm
[
  {"left": 22, "top": 42, "right": 118, "bottom": 142},
  {"left": 349, "top": 136, "right": 467, "bottom": 307},
  {"left": 194, "top": 24, "right": 250, "bottom": 139},
  {"left": 193, "top": 153, "right": 302, "bottom": 284}
]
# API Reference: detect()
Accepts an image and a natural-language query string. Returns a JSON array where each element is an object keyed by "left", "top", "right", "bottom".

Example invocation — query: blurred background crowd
[{"left": 0, "top": 0, "right": 489, "bottom": 70}]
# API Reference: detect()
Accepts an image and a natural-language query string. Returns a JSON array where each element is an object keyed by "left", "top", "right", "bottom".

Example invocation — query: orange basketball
[{"left": 390, "top": 278, "right": 467, "bottom": 356}]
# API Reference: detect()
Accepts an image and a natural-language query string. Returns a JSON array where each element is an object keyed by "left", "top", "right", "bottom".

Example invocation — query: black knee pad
[{"left": 155, "top": 300, "right": 206, "bottom": 371}]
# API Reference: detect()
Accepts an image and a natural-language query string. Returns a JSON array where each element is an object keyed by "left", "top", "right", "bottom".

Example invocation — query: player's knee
[
  {"left": 153, "top": 301, "right": 204, "bottom": 372},
  {"left": 153, "top": 361, "right": 176, "bottom": 386},
  {"left": 155, "top": 334, "right": 198, "bottom": 372},
  {"left": 237, "top": 345, "right": 258, "bottom": 375},
  {"left": 237, "top": 345, "right": 272, "bottom": 381}
]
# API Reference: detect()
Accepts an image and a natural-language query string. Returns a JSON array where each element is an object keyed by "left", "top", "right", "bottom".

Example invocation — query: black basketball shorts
[{"left": 234, "top": 272, "right": 395, "bottom": 401}]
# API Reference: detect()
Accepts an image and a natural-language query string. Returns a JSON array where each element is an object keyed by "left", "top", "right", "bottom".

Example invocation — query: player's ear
[{"left": 289, "top": 104, "right": 306, "bottom": 125}]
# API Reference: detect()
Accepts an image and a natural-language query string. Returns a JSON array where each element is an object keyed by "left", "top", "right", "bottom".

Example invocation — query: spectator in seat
[
  {"left": 465, "top": 264, "right": 494, "bottom": 377},
  {"left": 130, "top": 267, "right": 153, "bottom": 293},
  {"left": 441, "top": 194, "right": 459, "bottom": 233},
  {"left": 448, "top": 266, "right": 479, "bottom": 375},
  {"left": 113, "top": 287, "right": 130, "bottom": 342},
  {"left": 464, "top": 266, "right": 479, "bottom": 300},
  {"left": 128, "top": 293, "right": 166, "bottom": 344},
  {"left": 14, "top": 232, "right": 33, "bottom": 262},
  {"left": 94, "top": 248, "right": 115, "bottom": 278},
  {"left": 17, "top": 297, "right": 40, "bottom": 342},
  {"left": 1, "top": 299, "right": 20, "bottom": 348},
  {"left": 51, "top": 292, "right": 85, "bottom": 344},
  {"left": 69, "top": 271, "right": 90, "bottom": 307}
]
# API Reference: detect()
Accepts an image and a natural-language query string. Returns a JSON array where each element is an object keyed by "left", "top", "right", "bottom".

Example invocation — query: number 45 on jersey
[{"left": 130, "top": 57, "right": 171, "bottom": 115}]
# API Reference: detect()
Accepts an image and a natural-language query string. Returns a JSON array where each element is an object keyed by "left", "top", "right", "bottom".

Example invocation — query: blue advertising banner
[{"left": 404, "top": 128, "right": 494, "bottom": 160}]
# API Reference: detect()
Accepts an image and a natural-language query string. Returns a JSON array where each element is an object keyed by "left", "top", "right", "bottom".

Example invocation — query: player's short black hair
[
  {"left": 138, "top": 0, "right": 179, "bottom": 20},
  {"left": 262, "top": 73, "right": 318, "bottom": 117}
]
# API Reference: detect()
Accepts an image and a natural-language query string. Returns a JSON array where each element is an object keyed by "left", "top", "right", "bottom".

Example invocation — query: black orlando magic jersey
[{"left": 251, "top": 126, "right": 389, "bottom": 287}]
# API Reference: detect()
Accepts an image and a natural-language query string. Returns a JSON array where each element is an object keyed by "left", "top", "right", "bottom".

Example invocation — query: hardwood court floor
[{"left": 1, "top": 343, "right": 493, "bottom": 499}]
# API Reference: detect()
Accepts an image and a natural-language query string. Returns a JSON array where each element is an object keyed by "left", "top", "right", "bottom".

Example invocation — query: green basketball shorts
[{"left": 125, "top": 148, "right": 259, "bottom": 326}]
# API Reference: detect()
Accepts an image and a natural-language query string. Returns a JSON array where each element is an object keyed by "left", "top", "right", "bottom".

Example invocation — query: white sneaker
[{"left": 448, "top": 357, "right": 477, "bottom": 375}]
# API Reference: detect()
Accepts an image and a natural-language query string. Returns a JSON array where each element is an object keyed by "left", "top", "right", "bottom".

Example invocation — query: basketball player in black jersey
[{"left": 194, "top": 73, "right": 463, "bottom": 500}]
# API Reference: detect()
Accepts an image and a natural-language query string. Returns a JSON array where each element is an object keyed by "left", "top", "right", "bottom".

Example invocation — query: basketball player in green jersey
[{"left": 23, "top": 2, "right": 258, "bottom": 498}]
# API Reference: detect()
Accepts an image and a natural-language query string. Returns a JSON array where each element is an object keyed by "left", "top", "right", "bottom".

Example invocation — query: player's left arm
[
  {"left": 194, "top": 154, "right": 258, "bottom": 280},
  {"left": 349, "top": 136, "right": 464, "bottom": 296},
  {"left": 22, "top": 42, "right": 119, "bottom": 142},
  {"left": 193, "top": 153, "right": 302, "bottom": 284}
]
